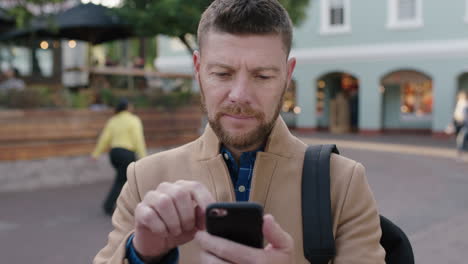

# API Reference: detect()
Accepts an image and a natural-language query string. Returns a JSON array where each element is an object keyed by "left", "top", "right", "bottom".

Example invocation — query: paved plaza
[{"left": 0, "top": 133, "right": 467, "bottom": 263}]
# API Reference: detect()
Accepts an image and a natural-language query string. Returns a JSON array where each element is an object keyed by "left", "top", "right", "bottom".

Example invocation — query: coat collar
[{"left": 196, "top": 116, "right": 296, "bottom": 161}]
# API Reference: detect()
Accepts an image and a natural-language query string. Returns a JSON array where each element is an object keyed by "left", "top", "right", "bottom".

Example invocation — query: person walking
[
  {"left": 0, "top": 68, "right": 25, "bottom": 92},
  {"left": 91, "top": 99, "right": 147, "bottom": 215},
  {"left": 455, "top": 92, "right": 468, "bottom": 161}
]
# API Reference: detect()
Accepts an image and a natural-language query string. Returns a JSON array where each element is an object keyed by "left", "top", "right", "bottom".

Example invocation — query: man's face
[{"left": 194, "top": 31, "right": 296, "bottom": 150}]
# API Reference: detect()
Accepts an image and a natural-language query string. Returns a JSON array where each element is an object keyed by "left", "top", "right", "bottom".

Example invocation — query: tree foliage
[
  {"left": 4, "top": 0, "right": 67, "bottom": 28},
  {"left": 117, "top": 0, "right": 311, "bottom": 54}
]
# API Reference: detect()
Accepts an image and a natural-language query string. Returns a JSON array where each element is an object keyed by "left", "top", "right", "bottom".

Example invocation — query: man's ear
[
  {"left": 286, "top": 57, "right": 296, "bottom": 88},
  {"left": 193, "top": 50, "right": 201, "bottom": 81}
]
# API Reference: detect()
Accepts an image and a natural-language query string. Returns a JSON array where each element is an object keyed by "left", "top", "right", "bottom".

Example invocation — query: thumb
[{"left": 262, "top": 214, "right": 293, "bottom": 250}]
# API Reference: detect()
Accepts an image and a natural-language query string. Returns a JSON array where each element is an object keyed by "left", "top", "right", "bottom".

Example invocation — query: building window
[
  {"left": 400, "top": 81, "right": 432, "bottom": 120},
  {"left": 320, "top": 0, "right": 351, "bottom": 34},
  {"left": 388, "top": 0, "right": 423, "bottom": 29}
]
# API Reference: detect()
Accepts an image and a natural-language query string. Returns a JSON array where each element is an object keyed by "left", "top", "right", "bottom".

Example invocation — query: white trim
[
  {"left": 387, "top": 0, "right": 424, "bottom": 30},
  {"left": 465, "top": 0, "right": 468, "bottom": 23},
  {"left": 320, "top": 0, "right": 351, "bottom": 35},
  {"left": 291, "top": 39, "right": 468, "bottom": 64},
  {"left": 155, "top": 39, "right": 468, "bottom": 69}
]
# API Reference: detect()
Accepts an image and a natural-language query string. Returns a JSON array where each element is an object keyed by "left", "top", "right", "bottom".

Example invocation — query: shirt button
[
  {"left": 223, "top": 153, "right": 229, "bottom": 160},
  {"left": 238, "top": 185, "right": 246, "bottom": 192}
]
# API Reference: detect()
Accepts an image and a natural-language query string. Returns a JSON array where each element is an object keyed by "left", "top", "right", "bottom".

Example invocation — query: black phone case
[{"left": 206, "top": 202, "right": 264, "bottom": 248}]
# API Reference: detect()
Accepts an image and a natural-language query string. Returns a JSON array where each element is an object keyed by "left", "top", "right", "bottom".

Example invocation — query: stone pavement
[
  {"left": 0, "top": 133, "right": 467, "bottom": 263},
  {"left": 0, "top": 148, "right": 166, "bottom": 193}
]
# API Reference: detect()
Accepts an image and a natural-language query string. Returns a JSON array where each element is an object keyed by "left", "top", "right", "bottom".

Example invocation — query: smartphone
[{"left": 206, "top": 202, "right": 264, "bottom": 248}]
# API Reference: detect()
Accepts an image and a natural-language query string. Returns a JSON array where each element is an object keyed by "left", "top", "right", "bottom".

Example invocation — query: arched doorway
[
  {"left": 381, "top": 70, "right": 433, "bottom": 131},
  {"left": 316, "top": 72, "right": 359, "bottom": 133},
  {"left": 281, "top": 79, "right": 298, "bottom": 128}
]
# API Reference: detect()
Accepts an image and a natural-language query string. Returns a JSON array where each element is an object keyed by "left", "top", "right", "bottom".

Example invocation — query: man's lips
[{"left": 223, "top": 113, "right": 255, "bottom": 120}]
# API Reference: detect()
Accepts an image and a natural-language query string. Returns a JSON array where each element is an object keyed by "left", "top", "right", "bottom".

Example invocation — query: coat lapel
[
  {"left": 249, "top": 152, "right": 278, "bottom": 205},
  {"left": 204, "top": 155, "right": 235, "bottom": 202},
  {"left": 195, "top": 124, "right": 235, "bottom": 202}
]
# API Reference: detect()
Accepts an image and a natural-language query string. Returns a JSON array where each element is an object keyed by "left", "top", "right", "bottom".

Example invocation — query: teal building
[{"left": 155, "top": 0, "right": 468, "bottom": 135}]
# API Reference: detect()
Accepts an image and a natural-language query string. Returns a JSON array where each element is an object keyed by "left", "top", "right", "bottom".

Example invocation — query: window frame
[
  {"left": 387, "top": 0, "right": 424, "bottom": 30},
  {"left": 320, "top": 0, "right": 351, "bottom": 35}
]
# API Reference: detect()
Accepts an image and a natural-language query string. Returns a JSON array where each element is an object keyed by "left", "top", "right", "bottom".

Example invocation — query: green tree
[
  {"left": 117, "top": 0, "right": 310, "bottom": 55},
  {"left": 6, "top": 0, "right": 67, "bottom": 28}
]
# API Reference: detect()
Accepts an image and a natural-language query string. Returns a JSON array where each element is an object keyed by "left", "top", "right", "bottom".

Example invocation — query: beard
[{"left": 200, "top": 82, "right": 286, "bottom": 150}]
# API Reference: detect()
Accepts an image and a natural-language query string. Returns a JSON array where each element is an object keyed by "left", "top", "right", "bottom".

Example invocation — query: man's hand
[
  {"left": 195, "top": 214, "right": 295, "bottom": 264},
  {"left": 133, "top": 180, "right": 215, "bottom": 262}
]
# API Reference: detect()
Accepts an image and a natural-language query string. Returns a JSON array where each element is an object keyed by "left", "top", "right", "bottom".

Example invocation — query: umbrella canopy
[
  {"left": 0, "top": 8, "right": 14, "bottom": 33},
  {"left": 0, "top": 3, "right": 133, "bottom": 44}
]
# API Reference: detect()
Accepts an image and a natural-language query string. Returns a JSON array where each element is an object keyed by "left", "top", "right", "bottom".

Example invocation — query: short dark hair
[
  {"left": 197, "top": 0, "right": 293, "bottom": 55},
  {"left": 115, "top": 98, "right": 129, "bottom": 113}
]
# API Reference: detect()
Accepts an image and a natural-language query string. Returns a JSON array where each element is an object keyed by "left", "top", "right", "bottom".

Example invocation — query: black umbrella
[
  {"left": 0, "top": 8, "right": 14, "bottom": 33},
  {"left": 0, "top": 3, "right": 133, "bottom": 44}
]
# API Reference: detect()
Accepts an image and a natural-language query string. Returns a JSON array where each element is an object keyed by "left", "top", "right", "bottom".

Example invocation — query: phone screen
[{"left": 206, "top": 202, "right": 264, "bottom": 248}]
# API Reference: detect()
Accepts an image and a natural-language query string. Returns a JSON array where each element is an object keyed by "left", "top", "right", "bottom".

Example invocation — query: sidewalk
[
  {"left": 0, "top": 147, "right": 167, "bottom": 193},
  {"left": 0, "top": 132, "right": 461, "bottom": 193},
  {"left": 295, "top": 131, "right": 458, "bottom": 159}
]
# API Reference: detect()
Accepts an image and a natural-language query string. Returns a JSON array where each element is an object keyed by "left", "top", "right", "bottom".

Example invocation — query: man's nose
[{"left": 228, "top": 74, "right": 251, "bottom": 104}]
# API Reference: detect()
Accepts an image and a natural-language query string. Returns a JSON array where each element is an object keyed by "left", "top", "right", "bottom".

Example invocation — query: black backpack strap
[{"left": 302, "top": 144, "right": 339, "bottom": 264}]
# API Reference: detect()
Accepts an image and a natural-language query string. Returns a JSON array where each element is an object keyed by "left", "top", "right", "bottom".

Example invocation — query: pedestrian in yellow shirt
[{"left": 92, "top": 99, "right": 147, "bottom": 215}]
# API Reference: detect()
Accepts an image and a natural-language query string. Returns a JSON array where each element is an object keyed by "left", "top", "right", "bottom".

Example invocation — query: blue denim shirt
[{"left": 125, "top": 145, "right": 262, "bottom": 264}]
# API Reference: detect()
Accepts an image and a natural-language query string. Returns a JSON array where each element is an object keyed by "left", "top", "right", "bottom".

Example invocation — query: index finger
[
  {"left": 175, "top": 181, "right": 215, "bottom": 210},
  {"left": 185, "top": 181, "right": 215, "bottom": 230}
]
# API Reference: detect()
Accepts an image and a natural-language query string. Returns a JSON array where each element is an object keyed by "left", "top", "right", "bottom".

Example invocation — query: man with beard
[{"left": 94, "top": 0, "right": 385, "bottom": 263}]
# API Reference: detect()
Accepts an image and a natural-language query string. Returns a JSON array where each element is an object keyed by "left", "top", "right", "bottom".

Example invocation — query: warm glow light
[
  {"left": 293, "top": 106, "right": 302, "bottom": 114},
  {"left": 40, "top": 41, "right": 49, "bottom": 50},
  {"left": 317, "top": 91, "right": 325, "bottom": 99},
  {"left": 68, "top": 40, "right": 77, "bottom": 48},
  {"left": 318, "top": 80, "right": 326, "bottom": 89}
]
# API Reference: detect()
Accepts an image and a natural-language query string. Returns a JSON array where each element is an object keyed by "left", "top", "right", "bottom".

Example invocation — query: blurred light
[
  {"left": 317, "top": 91, "right": 325, "bottom": 99},
  {"left": 40, "top": 41, "right": 49, "bottom": 50},
  {"left": 81, "top": 0, "right": 91, "bottom": 3},
  {"left": 103, "top": 0, "right": 121, "bottom": 7},
  {"left": 380, "top": 86, "right": 385, "bottom": 93},
  {"left": 401, "top": 105, "right": 409, "bottom": 113},
  {"left": 318, "top": 80, "right": 325, "bottom": 89},
  {"left": 293, "top": 106, "right": 302, "bottom": 114},
  {"left": 68, "top": 40, "right": 77, "bottom": 49},
  {"left": 91, "top": 0, "right": 101, "bottom": 5},
  {"left": 53, "top": 41, "right": 60, "bottom": 48}
]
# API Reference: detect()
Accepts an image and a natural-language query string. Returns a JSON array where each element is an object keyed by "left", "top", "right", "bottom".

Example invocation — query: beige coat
[{"left": 94, "top": 117, "right": 385, "bottom": 264}]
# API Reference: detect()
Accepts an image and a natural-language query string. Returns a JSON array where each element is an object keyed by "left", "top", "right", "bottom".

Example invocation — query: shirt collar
[{"left": 220, "top": 145, "right": 264, "bottom": 170}]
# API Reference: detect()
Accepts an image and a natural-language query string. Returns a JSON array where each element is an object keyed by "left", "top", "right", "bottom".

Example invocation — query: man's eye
[
  {"left": 214, "top": 72, "right": 231, "bottom": 78},
  {"left": 256, "top": 75, "right": 272, "bottom": 80}
]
